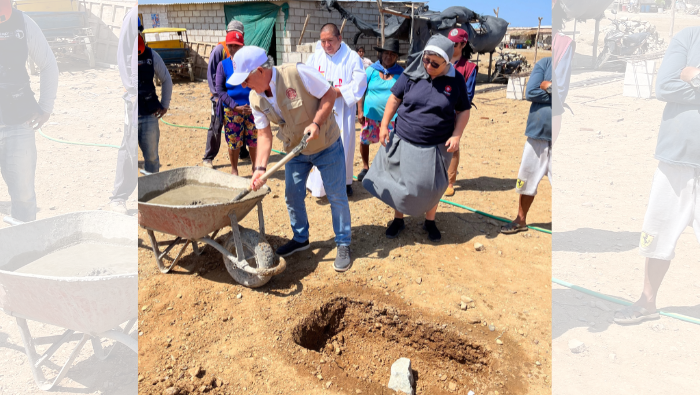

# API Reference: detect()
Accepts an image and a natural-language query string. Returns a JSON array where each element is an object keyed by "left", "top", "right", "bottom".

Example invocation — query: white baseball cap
[{"left": 226, "top": 46, "right": 268, "bottom": 86}]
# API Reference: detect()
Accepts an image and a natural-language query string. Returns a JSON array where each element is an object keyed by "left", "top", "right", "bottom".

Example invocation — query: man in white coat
[{"left": 305, "top": 23, "right": 367, "bottom": 197}]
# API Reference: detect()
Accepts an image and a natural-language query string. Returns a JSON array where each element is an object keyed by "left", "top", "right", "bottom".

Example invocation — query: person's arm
[
  {"left": 357, "top": 69, "right": 373, "bottom": 125},
  {"left": 117, "top": 6, "right": 138, "bottom": 97},
  {"left": 208, "top": 45, "right": 223, "bottom": 99},
  {"left": 152, "top": 51, "right": 172, "bottom": 117},
  {"left": 466, "top": 67, "right": 477, "bottom": 104},
  {"left": 250, "top": 125, "right": 273, "bottom": 191},
  {"left": 336, "top": 55, "right": 368, "bottom": 105},
  {"left": 379, "top": 95, "right": 401, "bottom": 146},
  {"left": 215, "top": 62, "right": 237, "bottom": 110},
  {"left": 526, "top": 59, "right": 551, "bottom": 104},
  {"left": 446, "top": 75, "right": 471, "bottom": 152},
  {"left": 24, "top": 14, "right": 58, "bottom": 129},
  {"left": 656, "top": 29, "right": 700, "bottom": 104},
  {"left": 554, "top": 46, "right": 574, "bottom": 106}
]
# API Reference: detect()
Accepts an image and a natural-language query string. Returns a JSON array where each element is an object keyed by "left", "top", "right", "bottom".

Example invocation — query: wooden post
[
  {"left": 573, "top": 19, "right": 577, "bottom": 42},
  {"left": 669, "top": 0, "right": 677, "bottom": 38},
  {"left": 488, "top": 52, "right": 493, "bottom": 82},
  {"left": 376, "top": 0, "right": 385, "bottom": 47},
  {"left": 409, "top": 2, "right": 414, "bottom": 52},
  {"left": 298, "top": 14, "right": 310, "bottom": 46},
  {"left": 493, "top": 7, "right": 499, "bottom": 18},
  {"left": 533, "top": 17, "right": 543, "bottom": 64},
  {"left": 592, "top": 17, "right": 600, "bottom": 69},
  {"left": 339, "top": 18, "right": 347, "bottom": 34}
]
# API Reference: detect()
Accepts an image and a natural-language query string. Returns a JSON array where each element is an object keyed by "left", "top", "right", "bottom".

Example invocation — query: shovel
[{"left": 233, "top": 132, "right": 311, "bottom": 202}]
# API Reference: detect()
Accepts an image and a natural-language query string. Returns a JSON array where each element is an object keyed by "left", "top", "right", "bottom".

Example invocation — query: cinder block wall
[{"left": 140, "top": 0, "right": 414, "bottom": 77}]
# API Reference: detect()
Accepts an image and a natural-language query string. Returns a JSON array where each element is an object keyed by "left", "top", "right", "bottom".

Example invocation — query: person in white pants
[{"left": 304, "top": 23, "right": 367, "bottom": 198}]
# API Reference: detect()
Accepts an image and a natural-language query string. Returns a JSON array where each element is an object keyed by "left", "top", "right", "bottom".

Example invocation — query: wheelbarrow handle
[
  {"left": 3, "top": 216, "right": 25, "bottom": 226},
  {"left": 233, "top": 132, "right": 311, "bottom": 201}
]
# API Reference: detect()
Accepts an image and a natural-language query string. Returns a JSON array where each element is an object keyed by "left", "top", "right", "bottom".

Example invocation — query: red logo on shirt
[
  {"left": 286, "top": 88, "right": 298, "bottom": 99},
  {"left": 444, "top": 85, "right": 452, "bottom": 96}
]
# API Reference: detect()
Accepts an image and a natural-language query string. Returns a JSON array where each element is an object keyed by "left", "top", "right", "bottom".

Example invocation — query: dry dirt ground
[
  {"left": 137, "top": 68, "right": 552, "bottom": 395},
  {"left": 552, "top": 12, "right": 700, "bottom": 394},
  {"left": 0, "top": 61, "right": 137, "bottom": 394}
]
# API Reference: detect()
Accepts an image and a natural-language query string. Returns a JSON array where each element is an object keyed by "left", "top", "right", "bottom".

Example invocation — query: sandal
[
  {"left": 613, "top": 305, "right": 660, "bottom": 325},
  {"left": 500, "top": 222, "right": 528, "bottom": 234}
]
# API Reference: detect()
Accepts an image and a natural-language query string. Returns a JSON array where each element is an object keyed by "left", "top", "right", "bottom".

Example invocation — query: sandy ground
[
  {"left": 552, "top": 11, "right": 700, "bottom": 395},
  {"left": 136, "top": 68, "right": 552, "bottom": 395},
  {"left": 0, "top": 61, "right": 137, "bottom": 394}
]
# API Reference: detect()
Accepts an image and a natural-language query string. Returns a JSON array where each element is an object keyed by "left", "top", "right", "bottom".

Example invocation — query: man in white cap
[
  {"left": 228, "top": 46, "right": 353, "bottom": 272},
  {"left": 304, "top": 23, "right": 367, "bottom": 198}
]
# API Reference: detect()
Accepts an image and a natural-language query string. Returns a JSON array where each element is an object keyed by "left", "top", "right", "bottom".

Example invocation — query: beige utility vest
[{"left": 249, "top": 63, "right": 340, "bottom": 156}]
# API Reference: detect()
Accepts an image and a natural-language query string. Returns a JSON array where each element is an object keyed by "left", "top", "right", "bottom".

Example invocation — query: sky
[{"left": 425, "top": 0, "right": 552, "bottom": 28}]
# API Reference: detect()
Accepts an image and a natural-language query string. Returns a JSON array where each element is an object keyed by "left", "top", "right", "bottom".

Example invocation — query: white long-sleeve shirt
[{"left": 151, "top": 50, "right": 173, "bottom": 109}]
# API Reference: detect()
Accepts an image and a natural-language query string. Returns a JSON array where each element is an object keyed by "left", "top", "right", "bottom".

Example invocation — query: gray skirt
[{"left": 362, "top": 132, "right": 453, "bottom": 216}]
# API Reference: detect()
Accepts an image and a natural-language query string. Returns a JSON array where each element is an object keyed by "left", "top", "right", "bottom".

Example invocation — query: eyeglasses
[{"left": 422, "top": 57, "right": 445, "bottom": 69}]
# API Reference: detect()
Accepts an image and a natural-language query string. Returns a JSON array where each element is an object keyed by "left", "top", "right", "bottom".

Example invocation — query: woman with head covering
[
  {"left": 444, "top": 28, "right": 478, "bottom": 196},
  {"left": 356, "top": 38, "right": 404, "bottom": 181},
  {"left": 362, "top": 35, "right": 472, "bottom": 242},
  {"left": 215, "top": 30, "right": 257, "bottom": 175}
]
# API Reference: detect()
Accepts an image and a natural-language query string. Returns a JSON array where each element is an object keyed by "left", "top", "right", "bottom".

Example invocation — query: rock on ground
[{"left": 388, "top": 358, "right": 415, "bottom": 395}]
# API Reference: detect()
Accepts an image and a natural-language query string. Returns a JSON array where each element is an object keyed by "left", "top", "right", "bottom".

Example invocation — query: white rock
[
  {"left": 474, "top": 243, "right": 484, "bottom": 251},
  {"left": 568, "top": 339, "right": 585, "bottom": 354},
  {"left": 388, "top": 358, "right": 415, "bottom": 395}
]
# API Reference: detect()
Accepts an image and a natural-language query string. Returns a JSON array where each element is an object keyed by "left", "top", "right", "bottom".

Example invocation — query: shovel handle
[{"left": 234, "top": 133, "right": 311, "bottom": 201}]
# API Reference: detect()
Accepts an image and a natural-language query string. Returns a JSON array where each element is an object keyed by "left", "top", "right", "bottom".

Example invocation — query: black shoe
[
  {"left": 385, "top": 218, "right": 405, "bottom": 239},
  {"left": 239, "top": 145, "right": 250, "bottom": 160},
  {"left": 346, "top": 185, "right": 353, "bottom": 197},
  {"left": 422, "top": 220, "right": 441, "bottom": 242},
  {"left": 276, "top": 239, "right": 310, "bottom": 257},
  {"left": 357, "top": 169, "right": 368, "bottom": 182}
]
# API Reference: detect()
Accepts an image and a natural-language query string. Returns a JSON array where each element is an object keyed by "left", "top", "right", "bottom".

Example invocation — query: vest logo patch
[
  {"left": 640, "top": 232, "right": 655, "bottom": 248},
  {"left": 138, "top": 59, "right": 153, "bottom": 66},
  {"left": 15, "top": 29, "right": 24, "bottom": 39},
  {"left": 286, "top": 88, "right": 297, "bottom": 99},
  {"left": 0, "top": 29, "right": 24, "bottom": 40}
]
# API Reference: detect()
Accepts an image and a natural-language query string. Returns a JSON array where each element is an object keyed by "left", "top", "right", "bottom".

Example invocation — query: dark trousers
[
  {"left": 203, "top": 101, "right": 223, "bottom": 161},
  {"left": 110, "top": 98, "right": 138, "bottom": 203}
]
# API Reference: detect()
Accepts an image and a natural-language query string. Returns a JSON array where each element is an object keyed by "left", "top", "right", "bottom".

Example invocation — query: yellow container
[{"left": 15, "top": 0, "right": 79, "bottom": 13}]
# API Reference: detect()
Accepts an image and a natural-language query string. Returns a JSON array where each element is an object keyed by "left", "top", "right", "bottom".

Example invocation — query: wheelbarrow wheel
[{"left": 222, "top": 227, "right": 275, "bottom": 288}]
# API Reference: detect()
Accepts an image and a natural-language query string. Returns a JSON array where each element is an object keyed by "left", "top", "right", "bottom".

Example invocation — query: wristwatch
[{"left": 690, "top": 71, "right": 700, "bottom": 89}]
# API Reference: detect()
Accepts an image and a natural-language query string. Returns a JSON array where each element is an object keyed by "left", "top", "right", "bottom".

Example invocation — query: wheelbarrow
[
  {"left": 138, "top": 166, "right": 286, "bottom": 288},
  {"left": 0, "top": 211, "right": 138, "bottom": 391}
]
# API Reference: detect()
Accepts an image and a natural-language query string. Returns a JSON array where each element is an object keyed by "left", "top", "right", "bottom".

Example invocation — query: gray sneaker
[
  {"left": 202, "top": 159, "right": 214, "bottom": 168},
  {"left": 333, "top": 245, "right": 352, "bottom": 272}
]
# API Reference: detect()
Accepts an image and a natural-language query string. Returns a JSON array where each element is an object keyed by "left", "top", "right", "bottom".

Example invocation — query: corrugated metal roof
[{"left": 140, "top": 0, "right": 407, "bottom": 5}]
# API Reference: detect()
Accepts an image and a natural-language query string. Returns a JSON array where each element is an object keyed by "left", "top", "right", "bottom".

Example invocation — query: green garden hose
[
  {"left": 38, "top": 128, "right": 120, "bottom": 149},
  {"left": 159, "top": 117, "right": 552, "bottom": 235},
  {"left": 552, "top": 277, "right": 700, "bottom": 326}
]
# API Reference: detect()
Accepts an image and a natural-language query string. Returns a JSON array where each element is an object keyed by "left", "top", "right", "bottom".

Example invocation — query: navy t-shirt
[{"left": 390, "top": 69, "right": 471, "bottom": 146}]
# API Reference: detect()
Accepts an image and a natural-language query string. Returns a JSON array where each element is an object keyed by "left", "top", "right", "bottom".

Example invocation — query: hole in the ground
[{"left": 291, "top": 297, "right": 499, "bottom": 394}]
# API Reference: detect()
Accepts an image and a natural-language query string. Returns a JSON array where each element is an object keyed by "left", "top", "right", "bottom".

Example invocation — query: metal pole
[
  {"left": 534, "top": 16, "right": 543, "bottom": 65},
  {"left": 573, "top": 19, "right": 577, "bottom": 42},
  {"left": 669, "top": 0, "right": 677, "bottom": 38}
]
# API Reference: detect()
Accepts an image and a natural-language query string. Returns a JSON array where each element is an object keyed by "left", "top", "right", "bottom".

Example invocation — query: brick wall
[{"left": 140, "top": 0, "right": 414, "bottom": 76}]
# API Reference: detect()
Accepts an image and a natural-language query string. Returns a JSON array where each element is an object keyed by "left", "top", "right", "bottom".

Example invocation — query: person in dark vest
[
  {"left": 202, "top": 19, "right": 249, "bottom": 169},
  {"left": 0, "top": 0, "right": 58, "bottom": 221},
  {"left": 137, "top": 18, "right": 172, "bottom": 174}
]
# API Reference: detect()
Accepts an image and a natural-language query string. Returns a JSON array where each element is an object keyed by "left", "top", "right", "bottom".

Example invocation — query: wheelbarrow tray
[
  {"left": 138, "top": 167, "right": 270, "bottom": 240},
  {"left": 0, "top": 211, "right": 137, "bottom": 335}
]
